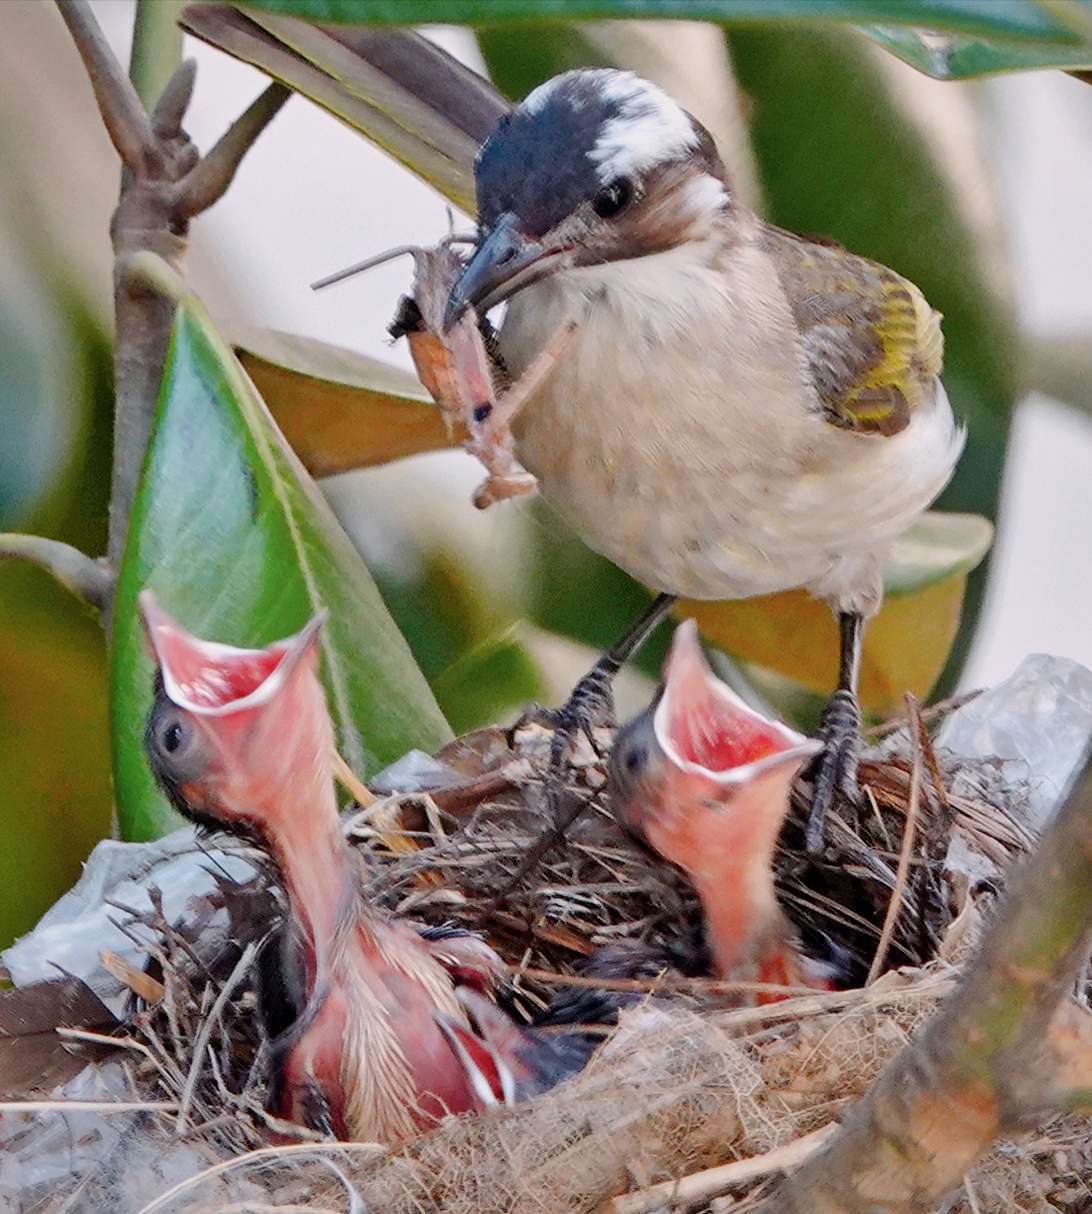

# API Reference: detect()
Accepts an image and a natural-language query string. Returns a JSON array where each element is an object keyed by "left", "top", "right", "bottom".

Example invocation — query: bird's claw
[
  {"left": 514, "top": 664, "right": 616, "bottom": 753},
  {"left": 805, "top": 688, "right": 862, "bottom": 855}
]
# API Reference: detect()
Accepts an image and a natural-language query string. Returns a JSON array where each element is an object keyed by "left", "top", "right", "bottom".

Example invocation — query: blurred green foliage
[{"left": 0, "top": 291, "right": 114, "bottom": 949}]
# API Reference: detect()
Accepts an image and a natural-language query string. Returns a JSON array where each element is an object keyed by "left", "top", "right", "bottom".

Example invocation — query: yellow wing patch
[{"left": 764, "top": 227, "right": 944, "bottom": 438}]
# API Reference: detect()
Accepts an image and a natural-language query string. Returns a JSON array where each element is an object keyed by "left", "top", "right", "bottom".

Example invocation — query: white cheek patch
[
  {"left": 682, "top": 172, "right": 729, "bottom": 216},
  {"left": 590, "top": 73, "right": 699, "bottom": 185}
]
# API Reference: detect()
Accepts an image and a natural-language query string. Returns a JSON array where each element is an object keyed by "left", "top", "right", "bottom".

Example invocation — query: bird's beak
[
  {"left": 654, "top": 620, "right": 821, "bottom": 785},
  {"left": 445, "top": 212, "right": 571, "bottom": 328},
  {"left": 139, "top": 590, "right": 326, "bottom": 719}
]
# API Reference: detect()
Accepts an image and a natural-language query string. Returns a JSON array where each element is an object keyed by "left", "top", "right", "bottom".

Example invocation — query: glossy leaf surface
[
  {"left": 862, "top": 24, "right": 1092, "bottom": 78},
  {"left": 235, "top": 0, "right": 1086, "bottom": 48},
  {"left": 181, "top": 4, "right": 506, "bottom": 212},
  {"left": 111, "top": 280, "right": 451, "bottom": 841}
]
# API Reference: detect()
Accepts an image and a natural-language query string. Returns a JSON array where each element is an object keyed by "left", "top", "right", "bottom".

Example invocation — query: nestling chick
[
  {"left": 138, "top": 592, "right": 579, "bottom": 1138},
  {"left": 608, "top": 621, "right": 831, "bottom": 1003},
  {"left": 449, "top": 68, "right": 963, "bottom": 851}
]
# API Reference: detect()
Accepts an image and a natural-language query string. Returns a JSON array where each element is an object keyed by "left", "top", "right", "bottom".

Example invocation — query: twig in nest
[
  {"left": 100, "top": 948, "right": 165, "bottom": 1004},
  {"left": 602, "top": 1123, "right": 837, "bottom": 1214},
  {"left": 175, "top": 940, "right": 258, "bottom": 1134},
  {"left": 134, "top": 1141, "right": 386, "bottom": 1214},
  {"left": 512, "top": 964, "right": 829, "bottom": 1001},
  {"left": 332, "top": 750, "right": 375, "bottom": 808},
  {"left": 867, "top": 693, "right": 925, "bottom": 984},
  {"left": 0, "top": 1099, "right": 179, "bottom": 1114},
  {"left": 866, "top": 688, "right": 983, "bottom": 739}
]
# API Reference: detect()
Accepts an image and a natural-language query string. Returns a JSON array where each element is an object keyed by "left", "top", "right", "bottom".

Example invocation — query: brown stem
[
  {"left": 0, "top": 534, "right": 114, "bottom": 612},
  {"left": 150, "top": 57, "right": 197, "bottom": 140},
  {"left": 55, "top": 0, "right": 158, "bottom": 174},
  {"left": 57, "top": 1, "right": 282, "bottom": 572},
  {"left": 174, "top": 82, "right": 290, "bottom": 217},
  {"left": 753, "top": 747, "right": 1092, "bottom": 1214}
]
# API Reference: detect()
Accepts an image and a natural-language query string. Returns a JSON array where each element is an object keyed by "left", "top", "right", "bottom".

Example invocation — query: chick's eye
[
  {"left": 592, "top": 176, "right": 634, "bottom": 220},
  {"left": 624, "top": 743, "right": 648, "bottom": 775},
  {"left": 162, "top": 720, "right": 186, "bottom": 754},
  {"left": 153, "top": 709, "right": 196, "bottom": 763}
]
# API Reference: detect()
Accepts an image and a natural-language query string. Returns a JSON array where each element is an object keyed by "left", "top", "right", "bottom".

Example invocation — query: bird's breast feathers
[{"left": 499, "top": 229, "right": 961, "bottom": 608}]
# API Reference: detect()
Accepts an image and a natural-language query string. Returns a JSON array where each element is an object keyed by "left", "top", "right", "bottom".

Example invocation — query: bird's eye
[
  {"left": 159, "top": 713, "right": 191, "bottom": 756},
  {"left": 592, "top": 177, "right": 634, "bottom": 220},
  {"left": 145, "top": 699, "right": 207, "bottom": 786},
  {"left": 624, "top": 743, "right": 648, "bottom": 775}
]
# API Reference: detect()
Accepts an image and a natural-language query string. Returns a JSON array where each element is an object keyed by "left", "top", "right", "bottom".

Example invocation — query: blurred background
[{"left": 1, "top": 0, "right": 1090, "bottom": 946}]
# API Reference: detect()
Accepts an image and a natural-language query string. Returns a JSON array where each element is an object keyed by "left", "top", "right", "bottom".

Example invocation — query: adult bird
[
  {"left": 138, "top": 592, "right": 584, "bottom": 1138},
  {"left": 447, "top": 68, "right": 963, "bottom": 851},
  {"left": 608, "top": 620, "right": 834, "bottom": 1003}
]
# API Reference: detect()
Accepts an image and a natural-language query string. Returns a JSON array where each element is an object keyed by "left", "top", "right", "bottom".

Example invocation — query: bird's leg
[
  {"left": 506, "top": 593, "right": 677, "bottom": 888},
  {"left": 805, "top": 610, "right": 864, "bottom": 854},
  {"left": 521, "top": 593, "right": 678, "bottom": 743}
]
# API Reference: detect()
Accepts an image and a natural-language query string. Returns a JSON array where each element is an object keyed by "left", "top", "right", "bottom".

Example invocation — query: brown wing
[{"left": 762, "top": 226, "right": 943, "bottom": 437}]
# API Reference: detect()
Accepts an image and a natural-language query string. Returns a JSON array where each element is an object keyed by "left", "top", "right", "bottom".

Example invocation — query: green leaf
[
  {"left": 110, "top": 263, "right": 451, "bottom": 841},
  {"left": 180, "top": 4, "right": 506, "bottom": 211},
  {"left": 0, "top": 302, "right": 114, "bottom": 949},
  {"left": 235, "top": 0, "right": 1086, "bottom": 48},
  {"left": 129, "top": 0, "right": 184, "bottom": 112},
  {"left": 862, "top": 24, "right": 1092, "bottom": 77},
  {"left": 432, "top": 627, "right": 546, "bottom": 734},
  {"left": 883, "top": 512, "right": 993, "bottom": 597},
  {"left": 231, "top": 327, "right": 450, "bottom": 476}
]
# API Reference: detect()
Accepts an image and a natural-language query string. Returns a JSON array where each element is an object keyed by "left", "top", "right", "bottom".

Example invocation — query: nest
[{"left": 6, "top": 700, "right": 1091, "bottom": 1214}]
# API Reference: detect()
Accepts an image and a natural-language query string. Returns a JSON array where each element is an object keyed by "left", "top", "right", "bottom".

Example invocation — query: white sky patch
[{"left": 589, "top": 72, "right": 699, "bottom": 185}]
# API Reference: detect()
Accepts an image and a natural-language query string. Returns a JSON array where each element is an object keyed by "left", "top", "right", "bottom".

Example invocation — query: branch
[
  {"left": 0, "top": 534, "right": 114, "bottom": 612},
  {"left": 175, "top": 82, "right": 290, "bottom": 218},
  {"left": 753, "top": 746, "right": 1092, "bottom": 1214},
  {"left": 55, "top": 0, "right": 158, "bottom": 173},
  {"left": 151, "top": 58, "right": 197, "bottom": 141}
]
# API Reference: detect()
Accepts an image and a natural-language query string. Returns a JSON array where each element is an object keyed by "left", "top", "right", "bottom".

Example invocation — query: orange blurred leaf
[
  {"left": 232, "top": 327, "right": 451, "bottom": 477},
  {"left": 681, "top": 513, "right": 992, "bottom": 716}
]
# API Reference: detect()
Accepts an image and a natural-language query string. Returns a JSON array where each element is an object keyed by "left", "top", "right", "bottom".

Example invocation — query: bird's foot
[
  {"left": 513, "top": 661, "right": 617, "bottom": 751},
  {"left": 501, "top": 664, "right": 617, "bottom": 892},
  {"left": 805, "top": 689, "right": 862, "bottom": 855}
]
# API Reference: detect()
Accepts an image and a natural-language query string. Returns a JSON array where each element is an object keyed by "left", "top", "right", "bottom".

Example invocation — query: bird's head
[
  {"left": 608, "top": 620, "right": 820, "bottom": 880},
  {"left": 446, "top": 68, "right": 728, "bottom": 325},
  {"left": 139, "top": 591, "right": 331, "bottom": 845}
]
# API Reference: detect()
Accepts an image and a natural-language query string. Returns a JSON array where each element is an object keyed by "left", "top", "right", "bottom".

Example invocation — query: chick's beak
[
  {"left": 445, "top": 212, "right": 570, "bottom": 328},
  {"left": 655, "top": 620, "right": 821, "bottom": 785},
  {"left": 138, "top": 590, "right": 329, "bottom": 798}
]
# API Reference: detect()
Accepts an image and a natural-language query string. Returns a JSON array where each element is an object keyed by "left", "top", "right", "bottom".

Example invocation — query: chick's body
[{"left": 501, "top": 213, "right": 960, "bottom": 617}]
